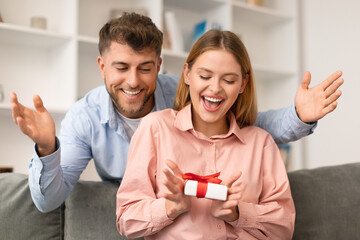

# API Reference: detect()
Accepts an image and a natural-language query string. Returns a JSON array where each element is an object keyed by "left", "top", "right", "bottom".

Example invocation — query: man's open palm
[
  {"left": 295, "top": 71, "right": 344, "bottom": 123},
  {"left": 11, "top": 92, "right": 56, "bottom": 156}
]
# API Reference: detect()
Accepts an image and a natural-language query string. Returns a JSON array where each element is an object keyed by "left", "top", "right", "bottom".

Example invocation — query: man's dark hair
[{"left": 98, "top": 12, "right": 163, "bottom": 57}]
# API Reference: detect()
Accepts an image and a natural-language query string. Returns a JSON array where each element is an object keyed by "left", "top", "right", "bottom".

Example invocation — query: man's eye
[
  {"left": 200, "top": 75, "right": 211, "bottom": 80},
  {"left": 116, "top": 68, "right": 128, "bottom": 71},
  {"left": 140, "top": 68, "right": 151, "bottom": 72}
]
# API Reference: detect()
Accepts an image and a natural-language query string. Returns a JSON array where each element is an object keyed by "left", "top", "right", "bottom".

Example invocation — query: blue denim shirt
[{"left": 28, "top": 74, "right": 316, "bottom": 212}]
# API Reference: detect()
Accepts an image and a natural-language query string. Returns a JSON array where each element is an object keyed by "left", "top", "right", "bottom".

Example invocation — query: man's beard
[{"left": 106, "top": 85, "right": 153, "bottom": 117}]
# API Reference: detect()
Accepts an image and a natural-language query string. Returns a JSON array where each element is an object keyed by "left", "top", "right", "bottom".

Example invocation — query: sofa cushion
[
  {"left": 289, "top": 163, "right": 360, "bottom": 240},
  {"left": 64, "top": 180, "right": 143, "bottom": 240},
  {"left": 0, "top": 173, "right": 64, "bottom": 240}
]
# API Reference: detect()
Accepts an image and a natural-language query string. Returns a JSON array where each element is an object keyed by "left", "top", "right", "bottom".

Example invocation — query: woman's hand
[
  {"left": 210, "top": 172, "right": 242, "bottom": 222},
  {"left": 163, "top": 160, "right": 191, "bottom": 219}
]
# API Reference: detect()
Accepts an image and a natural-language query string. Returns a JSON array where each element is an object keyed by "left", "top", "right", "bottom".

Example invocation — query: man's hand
[
  {"left": 11, "top": 92, "right": 56, "bottom": 157},
  {"left": 163, "top": 160, "right": 191, "bottom": 219},
  {"left": 295, "top": 71, "right": 344, "bottom": 123},
  {"left": 210, "top": 172, "right": 242, "bottom": 223}
]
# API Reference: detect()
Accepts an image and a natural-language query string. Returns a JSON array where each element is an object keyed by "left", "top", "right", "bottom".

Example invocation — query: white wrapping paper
[{"left": 184, "top": 180, "right": 228, "bottom": 201}]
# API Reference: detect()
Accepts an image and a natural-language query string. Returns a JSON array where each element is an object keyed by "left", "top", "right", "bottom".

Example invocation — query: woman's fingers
[
  {"left": 166, "top": 159, "right": 183, "bottom": 177},
  {"left": 222, "top": 172, "right": 242, "bottom": 188}
]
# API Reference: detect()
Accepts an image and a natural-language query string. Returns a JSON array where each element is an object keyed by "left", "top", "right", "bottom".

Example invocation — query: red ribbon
[{"left": 181, "top": 172, "right": 222, "bottom": 198}]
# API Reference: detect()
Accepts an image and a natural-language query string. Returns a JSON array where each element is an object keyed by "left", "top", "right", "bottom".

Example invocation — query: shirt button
[
  {"left": 40, "top": 186, "right": 43, "bottom": 189},
  {"left": 217, "top": 223, "right": 222, "bottom": 229}
]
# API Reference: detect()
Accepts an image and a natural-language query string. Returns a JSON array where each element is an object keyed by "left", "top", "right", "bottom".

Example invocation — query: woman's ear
[
  {"left": 183, "top": 63, "right": 190, "bottom": 85},
  {"left": 239, "top": 74, "right": 249, "bottom": 94}
]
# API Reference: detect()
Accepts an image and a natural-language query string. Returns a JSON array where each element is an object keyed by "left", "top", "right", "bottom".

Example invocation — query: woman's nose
[{"left": 209, "top": 78, "right": 222, "bottom": 93}]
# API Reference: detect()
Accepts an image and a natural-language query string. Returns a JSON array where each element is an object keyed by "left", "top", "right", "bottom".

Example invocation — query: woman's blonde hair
[{"left": 173, "top": 29, "right": 257, "bottom": 128}]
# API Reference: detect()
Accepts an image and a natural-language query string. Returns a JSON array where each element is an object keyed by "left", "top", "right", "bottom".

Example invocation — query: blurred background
[{"left": 0, "top": 0, "right": 357, "bottom": 180}]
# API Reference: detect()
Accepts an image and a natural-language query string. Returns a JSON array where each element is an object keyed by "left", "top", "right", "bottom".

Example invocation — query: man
[{"left": 11, "top": 13, "right": 343, "bottom": 213}]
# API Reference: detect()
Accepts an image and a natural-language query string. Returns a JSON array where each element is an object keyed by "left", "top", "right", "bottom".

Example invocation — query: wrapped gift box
[{"left": 184, "top": 180, "right": 227, "bottom": 201}]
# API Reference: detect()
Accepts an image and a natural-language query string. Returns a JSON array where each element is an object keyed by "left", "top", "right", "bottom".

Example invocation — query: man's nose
[{"left": 127, "top": 69, "right": 139, "bottom": 88}]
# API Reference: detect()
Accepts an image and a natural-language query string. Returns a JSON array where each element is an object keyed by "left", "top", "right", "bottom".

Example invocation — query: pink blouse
[{"left": 116, "top": 105, "right": 295, "bottom": 240}]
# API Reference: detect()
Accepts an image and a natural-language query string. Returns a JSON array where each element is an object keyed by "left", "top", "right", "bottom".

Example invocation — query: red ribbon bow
[{"left": 181, "top": 172, "right": 222, "bottom": 198}]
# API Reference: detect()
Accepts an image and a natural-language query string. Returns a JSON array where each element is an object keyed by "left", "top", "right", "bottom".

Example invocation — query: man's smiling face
[{"left": 97, "top": 41, "right": 162, "bottom": 118}]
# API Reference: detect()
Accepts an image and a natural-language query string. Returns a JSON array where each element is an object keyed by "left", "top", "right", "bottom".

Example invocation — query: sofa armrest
[
  {"left": 289, "top": 163, "right": 360, "bottom": 240},
  {"left": 64, "top": 180, "right": 143, "bottom": 240},
  {"left": 0, "top": 173, "right": 64, "bottom": 239}
]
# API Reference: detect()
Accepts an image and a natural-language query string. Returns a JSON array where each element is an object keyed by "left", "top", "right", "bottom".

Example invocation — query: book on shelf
[
  {"left": 247, "top": 0, "right": 264, "bottom": 7},
  {"left": 191, "top": 20, "right": 221, "bottom": 45},
  {"left": 163, "top": 11, "right": 184, "bottom": 53}
]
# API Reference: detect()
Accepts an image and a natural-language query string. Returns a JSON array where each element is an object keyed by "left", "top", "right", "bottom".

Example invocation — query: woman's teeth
[
  {"left": 204, "top": 96, "right": 222, "bottom": 103},
  {"left": 123, "top": 89, "right": 141, "bottom": 95}
]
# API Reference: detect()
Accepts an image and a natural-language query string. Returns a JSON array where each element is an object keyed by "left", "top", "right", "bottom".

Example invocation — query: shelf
[
  {"left": 0, "top": 103, "right": 66, "bottom": 118},
  {"left": 162, "top": 49, "right": 188, "bottom": 59},
  {"left": 0, "top": 103, "right": 11, "bottom": 116},
  {"left": 253, "top": 64, "right": 294, "bottom": 81},
  {"left": 77, "top": 35, "right": 98, "bottom": 45},
  {"left": 0, "top": 23, "right": 73, "bottom": 48},
  {"left": 78, "top": 35, "right": 99, "bottom": 56},
  {"left": 232, "top": 2, "right": 293, "bottom": 26},
  {"left": 164, "top": 0, "right": 228, "bottom": 12}
]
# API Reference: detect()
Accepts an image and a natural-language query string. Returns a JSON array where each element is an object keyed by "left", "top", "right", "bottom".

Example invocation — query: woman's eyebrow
[{"left": 197, "top": 67, "right": 239, "bottom": 77}]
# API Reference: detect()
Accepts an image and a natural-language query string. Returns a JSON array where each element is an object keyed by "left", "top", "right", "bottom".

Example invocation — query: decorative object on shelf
[
  {"left": 248, "top": 0, "right": 264, "bottom": 7},
  {"left": 278, "top": 144, "right": 291, "bottom": 170},
  {"left": 30, "top": 16, "right": 47, "bottom": 30},
  {"left": 0, "top": 167, "right": 13, "bottom": 173},
  {"left": 109, "top": 7, "right": 148, "bottom": 20},
  {"left": 162, "top": 20, "right": 172, "bottom": 50},
  {"left": 0, "top": 84, "right": 4, "bottom": 103},
  {"left": 233, "top": 0, "right": 248, "bottom": 3},
  {"left": 0, "top": 11, "right": 3, "bottom": 22},
  {"left": 192, "top": 20, "right": 221, "bottom": 45},
  {"left": 164, "top": 11, "right": 184, "bottom": 53}
]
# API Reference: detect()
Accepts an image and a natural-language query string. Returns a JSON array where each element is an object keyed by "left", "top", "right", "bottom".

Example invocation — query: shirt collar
[
  {"left": 98, "top": 87, "right": 124, "bottom": 137},
  {"left": 153, "top": 77, "right": 168, "bottom": 111},
  {"left": 174, "top": 104, "right": 245, "bottom": 143},
  {"left": 100, "top": 87, "right": 113, "bottom": 124}
]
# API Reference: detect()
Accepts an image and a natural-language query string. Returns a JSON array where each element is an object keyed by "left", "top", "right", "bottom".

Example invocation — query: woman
[{"left": 116, "top": 29, "right": 295, "bottom": 240}]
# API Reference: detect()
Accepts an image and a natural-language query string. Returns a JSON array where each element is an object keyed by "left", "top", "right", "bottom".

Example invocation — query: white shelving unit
[{"left": 0, "top": 0, "right": 301, "bottom": 176}]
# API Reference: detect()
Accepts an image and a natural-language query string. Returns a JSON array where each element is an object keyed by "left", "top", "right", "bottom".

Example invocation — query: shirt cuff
[
  {"left": 289, "top": 105, "right": 318, "bottom": 135},
  {"left": 151, "top": 198, "right": 174, "bottom": 230},
  {"left": 31, "top": 137, "right": 61, "bottom": 194},
  {"left": 228, "top": 201, "right": 264, "bottom": 230},
  {"left": 35, "top": 137, "right": 61, "bottom": 171}
]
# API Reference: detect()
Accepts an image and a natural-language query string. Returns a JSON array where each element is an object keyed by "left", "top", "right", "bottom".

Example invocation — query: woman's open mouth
[{"left": 202, "top": 96, "right": 223, "bottom": 112}]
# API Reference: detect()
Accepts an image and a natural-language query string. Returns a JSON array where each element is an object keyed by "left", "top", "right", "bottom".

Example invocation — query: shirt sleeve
[
  {"left": 228, "top": 139, "right": 295, "bottom": 239},
  {"left": 255, "top": 104, "right": 317, "bottom": 144},
  {"left": 116, "top": 115, "right": 173, "bottom": 239},
  {"left": 28, "top": 107, "right": 92, "bottom": 213}
]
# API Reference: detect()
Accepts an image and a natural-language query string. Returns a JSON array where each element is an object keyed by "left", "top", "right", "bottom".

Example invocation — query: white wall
[{"left": 300, "top": 0, "right": 360, "bottom": 169}]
